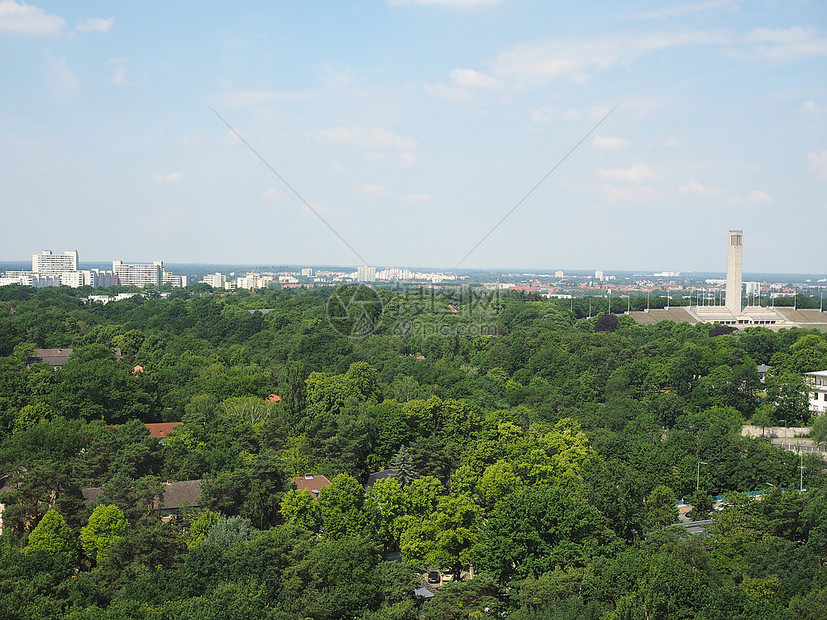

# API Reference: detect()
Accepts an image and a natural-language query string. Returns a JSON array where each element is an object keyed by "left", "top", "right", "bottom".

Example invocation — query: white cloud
[
  {"left": 263, "top": 188, "right": 283, "bottom": 201},
  {"left": 151, "top": 172, "right": 183, "bottom": 183},
  {"left": 44, "top": 53, "right": 79, "bottom": 103},
  {"left": 357, "top": 184, "right": 390, "bottom": 197},
  {"left": 109, "top": 59, "right": 145, "bottom": 86},
  {"left": 450, "top": 68, "right": 503, "bottom": 89},
  {"left": 491, "top": 30, "right": 729, "bottom": 85},
  {"left": 405, "top": 193, "right": 433, "bottom": 202},
  {"left": 108, "top": 58, "right": 130, "bottom": 85},
  {"left": 803, "top": 101, "right": 826, "bottom": 114},
  {"left": 389, "top": 0, "right": 502, "bottom": 6},
  {"left": 313, "top": 125, "right": 417, "bottom": 150},
  {"left": 806, "top": 150, "right": 827, "bottom": 179},
  {"left": 317, "top": 64, "right": 355, "bottom": 88},
  {"left": 595, "top": 183, "right": 662, "bottom": 204},
  {"left": 729, "top": 189, "right": 773, "bottom": 206},
  {"left": 664, "top": 138, "right": 682, "bottom": 148},
  {"left": 366, "top": 151, "right": 417, "bottom": 166},
  {"left": 736, "top": 26, "right": 827, "bottom": 62},
  {"left": 424, "top": 82, "right": 473, "bottom": 102},
  {"left": 592, "top": 135, "right": 630, "bottom": 150},
  {"left": 632, "top": 0, "right": 742, "bottom": 21},
  {"left": 220, "top": 129, "right": 242, "bottom": 145},
  {"left": 596, "top": 164, "right": 655, "bottom": 182},
  {"left": 76, "top": 17, "right": 112, "bottom": 32},
  {"left": 0, "top": 0, "right": 64, "bottom": 35},
  {"left": 210, "top": 90, "right": 312, "bottom": 109},
  {"left": 679, "top": 179, "right": 724, "bottom": 195},
  {"left": 332, "top": 163, "right": 346, "bottom": 175},
  {"left": 746, "top": 190, "right": 772, "bottom": 203},
  {"left": 530, "top": 106, "right": 582, "bottom": 123}
]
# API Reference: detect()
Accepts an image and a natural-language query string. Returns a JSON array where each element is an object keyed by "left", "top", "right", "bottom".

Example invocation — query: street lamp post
[
  {"left": 800, "top": 448, "right": 805, "bottom": 492},
  {"left": 696, "top": 460, "right": 708, "bottom": 493}
]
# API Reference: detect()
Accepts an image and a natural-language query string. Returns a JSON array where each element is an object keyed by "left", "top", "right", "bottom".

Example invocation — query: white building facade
[
  {"left": 113, "top": 260, "right": 164, "bottom": 287},
  {"left": 32, "top": 250, "right": 79, "bottom": 273},
  {"left": 804, "top": 370, "right": 827, "bottom": 416}
]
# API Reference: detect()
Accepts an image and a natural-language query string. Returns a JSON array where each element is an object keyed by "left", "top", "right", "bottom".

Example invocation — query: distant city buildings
[
  {"left": 628, "top": 230, "right": 827, "bottom": 331},
  {"left": 0, "top": 250, "right": 185, "bottom": 289},
  {"left": 745, "top": 281, "right": 761, "bottom": 296}
]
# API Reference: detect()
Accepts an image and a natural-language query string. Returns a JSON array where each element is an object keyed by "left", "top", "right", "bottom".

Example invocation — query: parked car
[
  {"left": 442, "top": 573, "right": 454, "bottom": 582},
  {"left": 426, "top": 570, "right": 440, "bottom": 584}
]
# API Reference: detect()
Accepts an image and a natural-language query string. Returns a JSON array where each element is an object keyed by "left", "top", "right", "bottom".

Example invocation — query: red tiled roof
[
  {"left": 105, "top": 422, "right": 183, "bottom": 438},
  {"left": 266, "top": 394, "right": 282, "bottom": 403},
  {"left": 145, "top": 423, "right": 183, "bottom": 438},
  {"left": 291, "top": 474, "right": 332, "bottom": 499}
]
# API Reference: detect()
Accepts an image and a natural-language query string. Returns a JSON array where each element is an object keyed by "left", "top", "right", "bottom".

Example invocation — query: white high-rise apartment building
[
  {"left": 32, "top": 250, "right": 79, "bottom": 273},
  {"left": 201, "top": 273, "right": 226, "bottom": 288},
  {"left": 725, "top": 230, "right": 743, "bottom": 315},
  {"left": 113, "top": 260, "right": 163, "bottom": 288},
  {"left": 357, "top": 266, "right": 376, "bottom": 282}
]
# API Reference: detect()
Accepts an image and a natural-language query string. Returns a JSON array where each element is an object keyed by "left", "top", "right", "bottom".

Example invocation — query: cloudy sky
[{"left": 1, "top": 0, "right": 825, "bottom": 272}]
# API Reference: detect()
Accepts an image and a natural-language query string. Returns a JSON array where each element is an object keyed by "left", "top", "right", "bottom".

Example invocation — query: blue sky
[{"left": 1, "top": 0, "right": 825, "bottom": 273}]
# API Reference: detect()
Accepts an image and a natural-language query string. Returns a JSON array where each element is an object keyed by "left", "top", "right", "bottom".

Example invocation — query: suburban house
[
  {"left": 365, "top": 469, "right": 397, "bottom": 489},
  {"left": 144, "top": 423, "right": 182, "bottom": 438},
  {"left": 82, "top": 479, "right": 203, "bottom": 521},
  {"left": 291, "top": 474, "right": 332, "bottom": 500},
  {"left": 26, "top": 347, "right": 123, "bottom": 368},
  {"left": 105, "top": 422, "right": 183, "bottom": 440}
]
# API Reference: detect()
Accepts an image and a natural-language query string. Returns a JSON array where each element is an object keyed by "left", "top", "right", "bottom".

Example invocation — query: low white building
[{"left": 804, "top": 370, "right": 827, "bottom": 416}]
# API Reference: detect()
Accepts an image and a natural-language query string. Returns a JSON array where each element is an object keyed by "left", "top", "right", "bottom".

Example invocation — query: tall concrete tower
[{"left": 725, "top": 230, "right": 743, "bottom": 315}]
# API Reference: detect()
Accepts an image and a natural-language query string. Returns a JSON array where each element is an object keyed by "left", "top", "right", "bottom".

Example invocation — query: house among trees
[
  {"left": 26, "top": 347, "right": 123, "bottom": 368},
  {"left": 291, "top": 474, "right": 331, "bottom": 500},
  {"left": 365, "top": 469, "right": 397, "bottom": 489},
  {"left": 26, "top": 348, "right": 73, "bottom": 368},
  {"left": 143, "top": 423, "right": 182, "bottom": 438},
  {"left": 82, "top": 480, "right": 203, "bottom": 522},
  {"left": 105, "top": 422, "right": 183, "bottom": 439}
]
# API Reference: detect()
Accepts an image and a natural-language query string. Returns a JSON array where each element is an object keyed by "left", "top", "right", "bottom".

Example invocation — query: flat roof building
[
  {"left": 113, "top": 260, "right": 163, "bottom": 288},
  {"left": 804, "top": 370, "right": 827, "bottom": 416},
  {"left": 32, "top": 250, "right": 78, "bottom": 273}
]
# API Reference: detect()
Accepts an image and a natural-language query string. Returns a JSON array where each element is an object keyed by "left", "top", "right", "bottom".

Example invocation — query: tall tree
[
  {"left": 80, "top": 504, "right": 129, "bottom": 565},
  {"left": 389, "top": 445, "right": 416, "bottom": 487},
  {"left": 25, "top": 509, "right": 76, "bottom": 564}
]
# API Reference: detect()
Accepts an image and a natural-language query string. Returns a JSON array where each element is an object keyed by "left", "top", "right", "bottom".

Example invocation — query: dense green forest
[{"left": 1, "top": 284, "right": 827, "bottom": 619}]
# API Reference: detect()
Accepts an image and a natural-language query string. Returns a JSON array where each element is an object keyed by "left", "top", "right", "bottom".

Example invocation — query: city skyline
[{"left": 1, "top": 1, "right": 825, "bottom": 272}]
